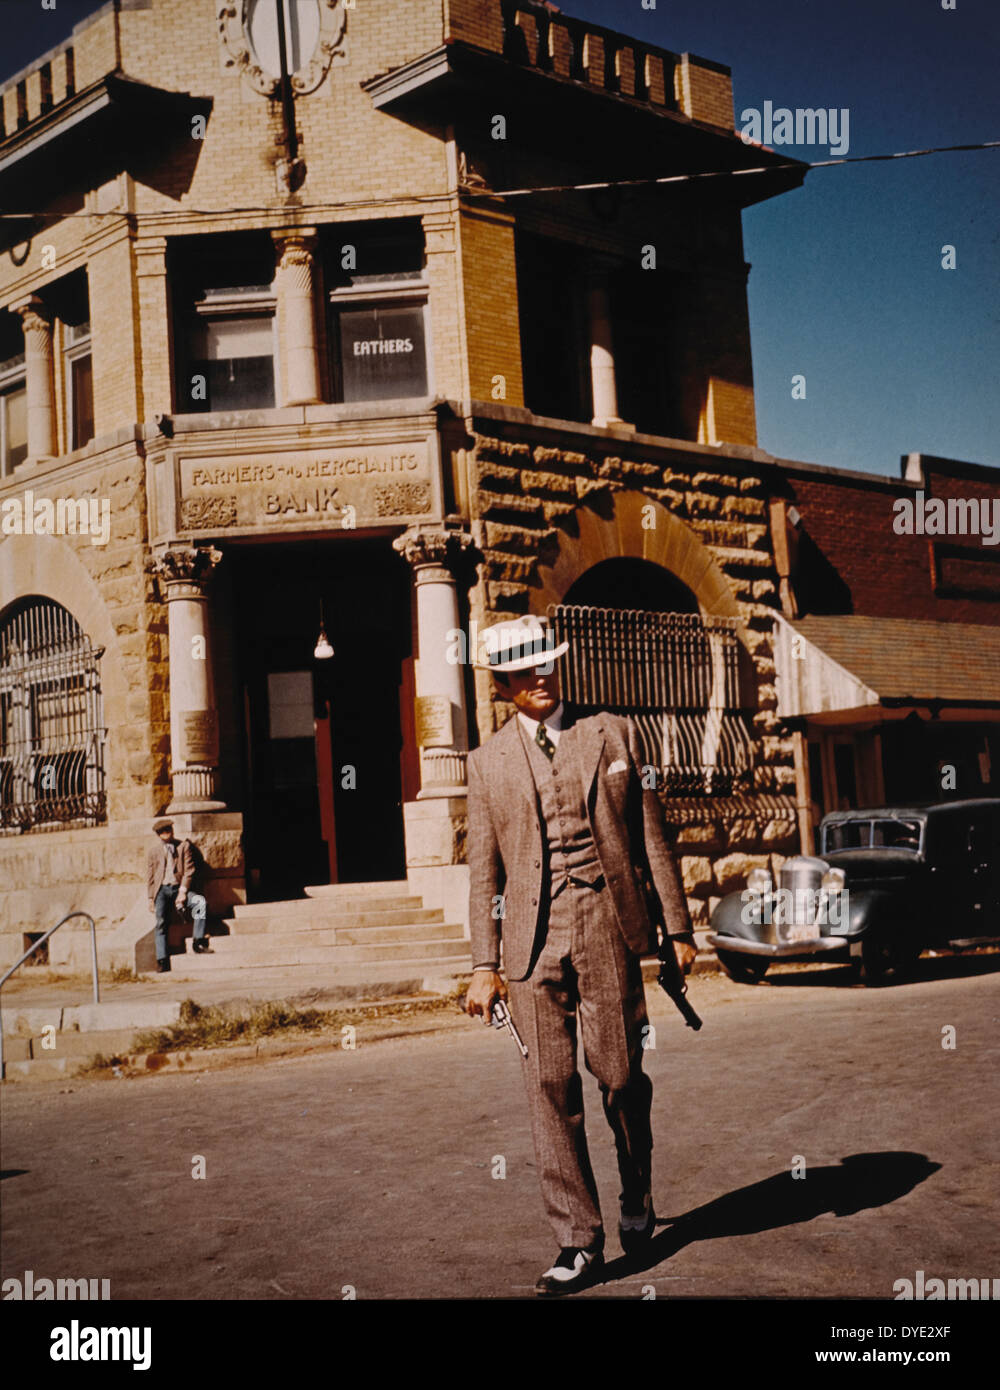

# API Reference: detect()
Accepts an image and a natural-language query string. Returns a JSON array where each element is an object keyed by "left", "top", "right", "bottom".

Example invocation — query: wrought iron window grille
[
  {"left": 548, "top": 604, "right": 756, "bottom": 796},
  {"left": 0, "top": 599, "right": 107, "bottom": 831}
]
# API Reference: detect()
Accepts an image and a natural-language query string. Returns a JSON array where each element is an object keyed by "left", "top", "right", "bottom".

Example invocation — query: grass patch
[
  {"left": 104, "top": 964, "right": 143, "bottom": 985},
  {"left": 134, "top": 997, "right": 332, "bottom": 1052},
  {"left": 133, "top": 989, "right": 469, "bottom": 1055}
]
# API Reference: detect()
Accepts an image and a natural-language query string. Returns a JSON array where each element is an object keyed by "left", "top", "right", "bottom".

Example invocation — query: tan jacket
[
  {"left": 467, "top": 711, "right": 691, "bottom": 981},
  {"left": 147, "top": 837, "right": 198, "bottom": 903}
]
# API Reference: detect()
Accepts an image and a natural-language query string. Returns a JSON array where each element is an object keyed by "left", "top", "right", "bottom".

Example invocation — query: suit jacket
[
  {"left": 467, "top": 710, "right": 691, "bottom": 981},
  {"left": 147, "top": 838, "right": 198, "bottom": 902}
]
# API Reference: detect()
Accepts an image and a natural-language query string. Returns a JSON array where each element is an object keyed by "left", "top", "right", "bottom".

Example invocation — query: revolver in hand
[{"left": 491, "top": 999, "right": 528, "bottom": 1057}]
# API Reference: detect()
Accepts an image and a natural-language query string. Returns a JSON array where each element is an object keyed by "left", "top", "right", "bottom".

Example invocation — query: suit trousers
[{"left": 507, "top": 878, "right": 654, "bottom": 1250}]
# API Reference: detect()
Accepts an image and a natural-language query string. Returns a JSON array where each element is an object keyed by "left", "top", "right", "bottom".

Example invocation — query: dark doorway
[{"left": 231, "top": 537, "right": 411, "bottom": 901}]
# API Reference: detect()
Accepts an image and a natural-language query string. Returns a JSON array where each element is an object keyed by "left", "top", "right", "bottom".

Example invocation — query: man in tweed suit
[{"left": 465, "top": 615, "right": 697, "bottom": 1295}]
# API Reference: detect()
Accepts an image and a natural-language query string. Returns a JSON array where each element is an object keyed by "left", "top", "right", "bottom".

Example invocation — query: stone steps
[
  {"left": 231, "top": 896, "right": 426, "bottom": 920},
  {"left": 183, "top": 937, "right": 470, "bottom": 969},
  {"left": 227, "top": 920, "right": 464, "bottom": 945},
  {"left": 303, "top": 881, "right": 411, "bottom": 899},
  {"left": 227, "top": 905, "right": 445, "bottom": 930},
  {"left": 175, "top": 880, "right": 473, "bottom": 976}
]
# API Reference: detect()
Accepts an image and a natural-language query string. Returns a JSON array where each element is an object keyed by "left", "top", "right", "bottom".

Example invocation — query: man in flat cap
[
  {"left": 148, "top": 818, "right": 209, "bottom": 973},
  {"left": 464, "top": 615, "right": 696, "bottom": 1295}
]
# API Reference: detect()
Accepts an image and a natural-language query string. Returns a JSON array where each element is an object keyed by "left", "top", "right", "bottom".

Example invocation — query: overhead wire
[{"left": 0, "top": 139, "right": 996, "bottom": 220}]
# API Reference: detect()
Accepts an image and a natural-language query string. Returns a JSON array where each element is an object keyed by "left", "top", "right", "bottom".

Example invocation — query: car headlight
[
  {"left": 747, "top": 867, "right": 773, "bottom": 895},
  {"left": 821, "top": 867, "right": 846, "bottom": 892}
]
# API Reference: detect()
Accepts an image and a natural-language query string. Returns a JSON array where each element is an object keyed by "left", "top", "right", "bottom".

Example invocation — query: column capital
[
  {"left": 272, "top": 227, "right": 319, "bottom": 264},
  {"left": 150, "top": 545, "right": 222, "bottom": 598},
  {"left": 392, "top": 525, "right": 476, "bottom": 575},
  {"left": 11, "top": 294, "right": 52, "bottom": 333}
]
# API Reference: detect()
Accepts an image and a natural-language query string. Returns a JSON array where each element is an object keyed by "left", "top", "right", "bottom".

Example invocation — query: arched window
[{"left": 0, "top": 598, "right": 106, "bottom": 830}]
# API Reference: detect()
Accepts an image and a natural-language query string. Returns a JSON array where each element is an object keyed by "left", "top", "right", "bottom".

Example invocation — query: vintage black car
[{"left": 707, "top": 798, "right": 1000, "bottom": 985}]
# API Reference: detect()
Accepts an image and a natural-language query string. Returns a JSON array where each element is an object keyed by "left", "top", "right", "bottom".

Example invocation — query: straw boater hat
[{"left": 474, "top": 615, "right": 570, "bottom": 674}]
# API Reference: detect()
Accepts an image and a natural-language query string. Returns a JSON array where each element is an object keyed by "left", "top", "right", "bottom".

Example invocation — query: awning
[{"left": 773, "top": 614, "right": 1000, "bottom": 719}]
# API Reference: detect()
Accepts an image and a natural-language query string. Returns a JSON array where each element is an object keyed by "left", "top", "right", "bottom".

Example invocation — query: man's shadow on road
[{"left": 600, "top": 1151, "right": 940, "bottom": 1287}]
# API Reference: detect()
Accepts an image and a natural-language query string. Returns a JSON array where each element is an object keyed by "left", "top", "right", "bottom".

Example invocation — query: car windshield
[{"left": 823, "top": 818, "right": 923, "bottom": 852}]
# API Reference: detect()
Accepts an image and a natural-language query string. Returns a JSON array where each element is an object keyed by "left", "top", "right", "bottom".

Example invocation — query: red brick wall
[{"left": 785, "top": 460, "right": 1000, "bottom": 626}]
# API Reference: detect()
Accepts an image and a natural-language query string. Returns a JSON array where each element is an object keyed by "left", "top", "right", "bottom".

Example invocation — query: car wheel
[{"left": 716, "top": 949, "right": 769, "bottom": 984}]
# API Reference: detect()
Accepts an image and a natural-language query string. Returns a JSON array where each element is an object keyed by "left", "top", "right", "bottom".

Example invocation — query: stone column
[
  {"left": 273, "top": 229, "right": 321, "bottom": 407},
  {"left": 392, "top": 525, "right": 475, "bottom": 797},
  {"left": 151, "top": 546, "right": 227, "bottom": 813},
  {"left": 586, "top": 267, "right": 623, "bottom": 428},
  {"left": 13, "top": 296, "right": 56, "bottom": 462}
]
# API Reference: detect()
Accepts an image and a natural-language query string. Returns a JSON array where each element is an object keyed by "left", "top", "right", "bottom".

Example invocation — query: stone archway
[
  {"left": 531, "top": 490, "right": 744, "bottom": 628},
  {"left": 531, "top": 492, "right": 752, "bottom": 784}
]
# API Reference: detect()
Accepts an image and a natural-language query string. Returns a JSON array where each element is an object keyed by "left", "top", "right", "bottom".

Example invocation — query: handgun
[
  {"left": 491, "top": 999, "right": 529, "bottom": 1057},
  {"left": 657, "top": 944, "right": 704, "bottom": 1031}
]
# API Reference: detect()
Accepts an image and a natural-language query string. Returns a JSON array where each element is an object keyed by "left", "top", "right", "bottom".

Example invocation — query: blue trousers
[{"left": 154, "top": 883, "right": 207, "bottom": 962}]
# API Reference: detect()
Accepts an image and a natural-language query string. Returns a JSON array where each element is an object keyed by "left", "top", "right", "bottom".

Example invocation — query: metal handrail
[{"left": 0, "top": 912, "right": 99, "bottom": 1077}]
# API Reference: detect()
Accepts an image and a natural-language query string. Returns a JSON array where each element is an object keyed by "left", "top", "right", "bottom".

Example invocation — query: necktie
[{"left": 535, "top": 721, "right": 556, "bottom": 760}]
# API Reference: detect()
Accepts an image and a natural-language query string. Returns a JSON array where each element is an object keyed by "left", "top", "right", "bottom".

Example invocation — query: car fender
[
  {"left": 842, "top": 887, "right": 915, "bottom": 948},
  {"left": 710, "top": 891, "right": 768, "bottom": 943}
]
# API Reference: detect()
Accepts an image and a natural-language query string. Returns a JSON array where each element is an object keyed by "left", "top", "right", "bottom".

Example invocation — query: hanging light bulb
[{"left": 313, "top": 600, "right": 333, "bottom": 660}]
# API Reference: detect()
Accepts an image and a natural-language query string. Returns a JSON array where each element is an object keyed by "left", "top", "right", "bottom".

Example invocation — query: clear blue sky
[{"left": 3, "top": 0, "right": 998, "bottom": 476}]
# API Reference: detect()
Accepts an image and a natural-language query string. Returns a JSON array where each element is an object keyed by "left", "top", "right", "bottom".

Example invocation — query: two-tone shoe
[
  {"left": 535, "top": 1244, "right": 604, "bottom": 1297},
  {"left": 619, "top": 1193, "right": 655, "bottom": 1253}
]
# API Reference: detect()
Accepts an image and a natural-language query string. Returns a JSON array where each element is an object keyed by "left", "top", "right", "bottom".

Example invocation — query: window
[
  {"left": 64, "top": 321, "right": 94, "bottom": 450},
  {"left": 334, "top": 304, "right": 428, "bottom": 403},
  {"left": 516, "top": 232, "right": 589, "bottom": 423},
  {"left": 0, "top": 353, "right": 27, "bottom": 475},
  {"left": 190, "top": 303, "right": 276, "bottom": 412},
  {"left": 0, "top": 598, "right": 106, "bottom": 830},
  {"left": 171, "top": 233, "right": 279, "bottom": 414},
  {"left": 327, "top": 224, "right": 429, "bottom": 404},
  {"left": 823, "top": 818, "right": 923, "bottom": 853}
]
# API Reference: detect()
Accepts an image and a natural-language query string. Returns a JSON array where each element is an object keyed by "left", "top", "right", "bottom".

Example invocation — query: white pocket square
[{"left": 607, "top": 759, "right": 628, "bottom": 775}]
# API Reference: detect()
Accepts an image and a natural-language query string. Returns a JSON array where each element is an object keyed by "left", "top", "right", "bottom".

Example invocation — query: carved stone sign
[
  {"left": 177, "top": 442, "right": 434, "bottom": 534},
  {"left": 181, "top": 709, "right": 219, "bottom": 764},
  {"left": 414, "top": 695, "right": 454, "bottom": 749}
]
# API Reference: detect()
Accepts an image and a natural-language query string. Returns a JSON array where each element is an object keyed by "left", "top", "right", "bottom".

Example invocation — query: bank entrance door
[{"left": 234, "top": 538, "right": 412, "bottom": 901}]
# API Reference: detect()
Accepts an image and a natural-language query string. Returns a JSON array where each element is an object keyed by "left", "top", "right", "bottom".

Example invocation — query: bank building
[{"left": 1, "top": 0, "right": 997, "bottom": 976}]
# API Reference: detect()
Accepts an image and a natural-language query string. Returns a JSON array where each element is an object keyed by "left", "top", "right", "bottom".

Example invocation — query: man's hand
[
  {"left": 673, "top": 939, "right": 697, "bottom": 977},
  {"left": 465, "top": 970, "right": 507, "bottom": 1023}
]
